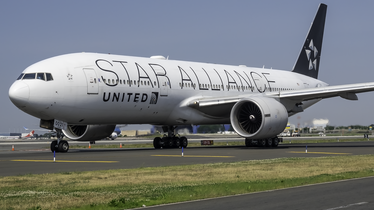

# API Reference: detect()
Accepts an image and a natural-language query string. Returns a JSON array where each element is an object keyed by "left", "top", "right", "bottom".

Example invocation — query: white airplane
[
  {"left": 21, "top": 130, "right": 35, "bottom": 138},
  {"left": 0, "top": 130, "right": 34, "bottom": 139},
  {"left": 8, "top": 4, "right": 374, "bottom": 152}
]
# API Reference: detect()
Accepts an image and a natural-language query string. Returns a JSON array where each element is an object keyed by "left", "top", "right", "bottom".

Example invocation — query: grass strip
[
  {"left": 284, "top": 138, "right": 370, "bottom": 144},
  {"left": 1, "top": 155, "right": 374, "bottom": 210}
]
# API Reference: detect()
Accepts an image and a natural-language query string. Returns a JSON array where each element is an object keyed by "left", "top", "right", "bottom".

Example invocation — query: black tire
[
  {"left": 173, "top": 137, "right": 181, "bottom": 148},
  {"left": 50, "top": 140, "right": 58, "bottom": 152},
  {"left": 153, "top": 137, "right": 162, "bottom": 149},
  {"left": 161, "top": 137, "right": 168, "bottom": 148},
  {"left": 58, "top": 140, "right": 69, "bottom": 153},
  {"left": 272, "top": 137, "right": 279, "bottom": 147},
  {"left": 266, "top": 138, "right": 273, "bottom": 147},
  {"left": 180, "top": 137, "right": 188, "bottom": 148},
  {"left": 167, "top": 138, "right": 174, "bottom": 148},
  {"left": 245, "top": 139, "right": 253, "bottom": 147},
  {"left": 162, "top": 137, "right": 173, "bottom": 148},
  {"left": 258, "top": 139, "right": 266, "bottom": 147}
]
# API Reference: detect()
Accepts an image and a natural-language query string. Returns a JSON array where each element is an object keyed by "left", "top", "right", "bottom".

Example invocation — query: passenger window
[
  {"left": 37, "top": 73, "right": 45, "bottom": 81},
  {"left": 46, "top": 73, "right": 54, "bottom": 81},
  {"left": 17, "top": 74, "right": 24, "bottom": 80},
  {"left": 23, "top": 73, "right": 36, "bottom": 80}
]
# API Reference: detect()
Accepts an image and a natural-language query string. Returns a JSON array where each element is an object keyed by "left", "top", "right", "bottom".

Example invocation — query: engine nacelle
[
  {"left": 230, "top": 97, "right": 288, "bottom": 139},
  {"left": 62, "top": 125, "right": 116, "bottom": 141},
  {"left": 109, "top": 132, "right": 118, "bottom": 140}
]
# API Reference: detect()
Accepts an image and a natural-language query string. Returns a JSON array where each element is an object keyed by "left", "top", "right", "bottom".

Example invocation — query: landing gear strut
[
  {"left": 50, "top": 128, "right": 69, "bottom": 153},
  {"left": 153, "top": 125, "right": 188, "bottom": 149}
]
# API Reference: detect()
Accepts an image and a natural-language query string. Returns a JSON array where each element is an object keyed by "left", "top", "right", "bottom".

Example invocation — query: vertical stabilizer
[{"left": 292, "top": 3, "right": 327, "bottom": 79}]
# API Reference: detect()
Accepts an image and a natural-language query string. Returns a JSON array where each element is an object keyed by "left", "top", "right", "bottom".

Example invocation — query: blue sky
[{"left": 1, "top": 1, "right": 374, "bottom": 133}]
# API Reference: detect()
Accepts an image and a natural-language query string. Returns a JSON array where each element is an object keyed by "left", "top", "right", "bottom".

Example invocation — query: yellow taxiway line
[
  {"left": 11, "top": 159, "right": 118, "bottom": 163},
  {"left": 289, "top": 151, "right": 351, "bottom": 155},
  {"left": 152, "top": 155, "right": 234, "bottom": 158}
]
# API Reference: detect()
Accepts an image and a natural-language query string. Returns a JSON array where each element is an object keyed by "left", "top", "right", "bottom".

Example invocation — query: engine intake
[
  {"left": 230, "top": 97, "right": 288, "bottom": 139},
  {"left": 62, "top": 125, "right": 116, "bottom": 141}
]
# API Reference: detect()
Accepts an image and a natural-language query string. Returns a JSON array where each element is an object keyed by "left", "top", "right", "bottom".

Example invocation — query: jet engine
[
  {"left": 62, "top": 125, "right": 116, "bottom": 141},
  {"left": 230, "top": 97, "right": 288, "bottom": 139},
  {"left": 109, "top": 132, "right": 118, "bottom": 140}
]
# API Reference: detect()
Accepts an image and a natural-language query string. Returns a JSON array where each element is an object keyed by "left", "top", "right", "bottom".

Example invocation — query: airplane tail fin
[
  {"left": 25, "top": 130, "right": 34, "bottom": 137},
  {"left": 292, "top": 3, "right": 327, "bottom": 79}
]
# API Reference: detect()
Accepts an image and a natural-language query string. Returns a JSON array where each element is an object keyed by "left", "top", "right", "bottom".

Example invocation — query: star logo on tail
[{"left": 305, "top": 39, "right": 318, "bottom": 70}]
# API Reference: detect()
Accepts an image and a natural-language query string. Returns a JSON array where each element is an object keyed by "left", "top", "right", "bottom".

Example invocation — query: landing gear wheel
[
  {"left": 162, "top": 137, "right": 173, "bottom": 148},
  {"left": 153, "top": 137, "right": 162, "bottom": 149},
  {"left": 266, "top": 138, "right": 273, "bottom": 147},
  {"left": 58, "top": 140, "right": 69, "bottom": 153},
  {"left": 50, "top": 140, "right": 58, "bottom": 152},
  {"left": 258, "top": 139, "right": 266, "bottom": 147},
  {"left": 272, "top": 137, "right": 279, "bottom": 147},
  {"left": 245, "top": 139, "right": 253, "bottom": 147},
  {"left": 173, "top": 137, "right": 181, "bottom": 148},
  {"left": 180, "top": 137, "right": 188, "bottom": 148}
]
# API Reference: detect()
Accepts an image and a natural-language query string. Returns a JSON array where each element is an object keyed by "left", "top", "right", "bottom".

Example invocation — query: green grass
[
  {"left": 67, "top": 170, "right": 374, "bottom": 210},
  {"left": 284, "top": 138, "right": 370, "bottom": 144},
  {"left": 1, "top": 155, "right": 374, "bottom": 209}
]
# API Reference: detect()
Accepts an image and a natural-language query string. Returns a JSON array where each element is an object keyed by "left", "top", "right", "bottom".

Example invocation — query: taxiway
[{"left": 1, "top": 140, "right": 374, "bottom": 176}]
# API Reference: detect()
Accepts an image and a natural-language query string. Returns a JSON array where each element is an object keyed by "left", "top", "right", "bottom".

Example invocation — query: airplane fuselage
[{"left": 10, "top": 53, "right": 326, "bottom": 126}]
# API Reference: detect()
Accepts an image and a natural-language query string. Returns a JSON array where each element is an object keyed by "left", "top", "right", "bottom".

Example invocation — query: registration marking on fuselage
[
  {"left": 151, "top": 155, "right": 234, "bottom": 158},
  {"left": 288, "top": 151, "right": 351, "bottom": 155},
  {"left": 11, "top": 159, "right": 118, "bottom": 163}
]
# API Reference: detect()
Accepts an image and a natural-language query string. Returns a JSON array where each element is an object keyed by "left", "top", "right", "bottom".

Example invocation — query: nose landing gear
[{"left": 50, "top": 128, "right": 69, "bottom": 153}]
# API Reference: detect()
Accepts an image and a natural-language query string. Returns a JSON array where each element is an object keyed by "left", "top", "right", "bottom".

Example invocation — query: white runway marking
[{"left": 324, "top": 202, "right": 368, "bottom": 210}]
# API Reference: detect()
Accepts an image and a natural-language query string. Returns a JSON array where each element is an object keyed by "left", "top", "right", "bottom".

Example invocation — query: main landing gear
[
  {"left": 50, "top": 128, "right": 69, "bottom": 153},
  {"left": 153, "top": 126, "right": 188, "bottom": 149},
  {"left": 245, "top": 136, "right": 282, "bottom": 148}
]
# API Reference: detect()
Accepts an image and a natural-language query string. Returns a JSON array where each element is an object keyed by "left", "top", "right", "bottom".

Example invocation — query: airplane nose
[{"left": 9, "top": 81, "right": 30, "bottom": 108}]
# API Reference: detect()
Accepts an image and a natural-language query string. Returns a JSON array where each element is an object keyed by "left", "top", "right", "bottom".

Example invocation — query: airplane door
[
  {"left": 83, "top": 68, "right": 99, "bottom": 94},
  {"left": 159, "top": 77, "right": 169, "bottom": 97}
]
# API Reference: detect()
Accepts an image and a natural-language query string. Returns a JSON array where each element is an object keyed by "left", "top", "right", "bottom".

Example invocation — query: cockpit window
[
  {"left": 16, "top": 74, "right": 24, "bottom": 80},
  {"left": 20, "top": 72, "right": 53, "bottom": 81},
  {"left": 23, "top": 73, "right": 36, "bottom": 79},
  {"left": 46, "top": 73, "right": 53, "bottom": 81},
  {"left": 37, "top": 73, "right": 45, "bottom": 80}
]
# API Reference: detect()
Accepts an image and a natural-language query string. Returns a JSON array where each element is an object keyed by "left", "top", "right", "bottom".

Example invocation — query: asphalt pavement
[
  {"left": 1, "top": 140, "right": 374, "bottom": 176},
  {"left": 138, "top": 176, "right": 374, "bottom": 210}
]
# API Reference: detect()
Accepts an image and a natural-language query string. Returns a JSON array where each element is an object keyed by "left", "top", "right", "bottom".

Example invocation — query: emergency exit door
[{"left": 83, "top": 69, "right": 99, "bottom": 94}]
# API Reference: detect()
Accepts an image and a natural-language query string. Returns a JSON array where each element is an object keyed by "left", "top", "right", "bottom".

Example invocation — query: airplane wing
[
  {"left": 270, "top": 82, "right": 374, "bottom": 101},
  {"left": 187, "top": 82, "right": 374, "bottom": 117}
]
